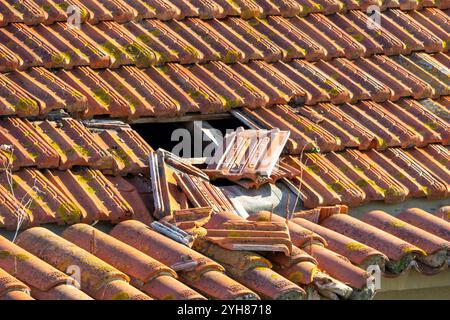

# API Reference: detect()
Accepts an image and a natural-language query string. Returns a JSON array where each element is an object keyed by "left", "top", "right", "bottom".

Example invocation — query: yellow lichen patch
[
  {"left": 390, "top": 220, "right": 406, "bottom": 228},
  {"left": 112, "top": 291, "right": 131, "bottom": 300},
  {"left": 346, "top": 242, "right": 367, "bottom": 252},
  {"left": 15, "top": 253, "right": 30, "bottom": 261},
  {"left": 289, "top": 272, "right": 303, "bottom": 284},
  {"left": 51, "top": 52, "right": 71, "bottom": 65},
  {"left": 0, "top": 250, "right": 11, "bottom": 259},
  {"left": 328, "top": 181, "right": 345, "bottom": 193},
  {"left": 93, "top": 88, "right": 112, "bottom": 106},
  {"left": 162, "top": 294, "right": 176, "bottom": 300},
  {"left": 56, "top": 203, "right": 83, "bottom": 224},
  {"left": 15, "top": 97, "right": 39, "bottom": 114},
  {"left": 73, "top": 145, "right": 91, "bottom": 157}
]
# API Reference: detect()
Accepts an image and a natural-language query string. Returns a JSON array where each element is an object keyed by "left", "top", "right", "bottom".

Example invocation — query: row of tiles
[
  {"left": 0, "top": 9, "right": 449, "bottom": 72},
  {"left": 252, "top": 206, "right": 450, "bottom": 286},
  {"left": 0, "top": 167, "right": 153, "bottom": 230},
  {"left": 1, "top": 206, "right": 449, "bottom": 300},
  {"left": 0, "top": 117, "right": 153, "bottom": 175},
  {"left": 281, "top": 144, "right": 450, "bottom": 208},
  {"left": 1, "top": 52, "right": 449, "bottom": 119},
  {"left": 1, "top": 0, "right": 447, "bottom": 26},
  {"left": 234, "top": 98, "right": 450, "bottom": 153},
  {"left": 0, "top": 219, "right": 339, "bottom": 300}
]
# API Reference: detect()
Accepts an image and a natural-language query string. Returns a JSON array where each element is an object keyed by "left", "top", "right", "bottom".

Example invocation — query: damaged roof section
[
  {"left": 205, "top": 127, "right": 295, "bottom": 188},
  {"left": 149, "top": 148, "right": 215, "bottom": 220}
]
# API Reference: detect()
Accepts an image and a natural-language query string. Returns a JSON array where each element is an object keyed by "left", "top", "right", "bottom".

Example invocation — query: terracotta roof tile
[
  {"left": 234, "top": 98, "right": 449, "bottom": 153},
  {"left": 0, "top": 183, "right": 34, "bottom": 230},
  {"left": 193, "top": 238, "right": 306, "bottom": 300},
  {"left": 63, "top": 223, "right": 204, "bottom": 299},
  {"left": 362, "top": 210, "right": 450, "bottom": 270},
  {"left": 4, "top": 0, "right": 449, "bottom": 26},
  {"left": 105, "top": 175, "right": 153, "bottom": 225},
  {"left": 272, "top": 260, "right": 317, "bottom": 286},
  {"left": 0, "top": 235, "right": 77, "bottom": 292},
  {"left": 0, "top": 289, "right": 34, "bottom": 300},
  {"left": 232, "top": 265, "right": 307, "bottom": 300},
  {"left": 205, "top": 127, "right": 290, "bottom": 184},
  {"left": 136, "top": 274, "right": 205, "bottom": 300},
  {"left": 283, "top": 154, "right": 366, "bottom": 208},
  {"left": 15, "top": 227, "right": 153, "bottom": 300},
  {"left": 248, "top": 211, "right": 327, "bottom": 248},
  {"left": 0, "top": 117, "right": 59, "bottom": 170},
  {"left": 0, "top": 51, "right": 448, "bottom": 118},
  {"left": 63, "top": 223, "right": 174, "bottom": 283},
  {"left": 36, "top": 118, "right": 113, "bottom": 170},
  {"left": 320, "top": 214, "right": 426, "bottom": 275},
  {"left": 434, "top": 206, "right": 450, "bottom": 222},
  {"left": 30, "top": 284, "right": 93, "bottom": 300},
  {"left": 308, "top": 244, "right": 370, "bottom": 290},
  {"left": 161, "top": 207, "right": 212, "bottom": 232},
  {"left": 292, "top": 217, "right": 388, "bottom": 270},
  {"left": 0, "top": 169, "right": 81, "bottom": 225},
  {"left": 0, "top": 267, "right": 31, "bottom": 299},
  {"left": 110, "top": 220, "right": 258, "bottom": 299},
  {"left": 181, "top": 269, "right": 259, "bottom": 300},
  {"left": 0, "top": 117, "right": 154, "bottom": 176},
  {"left": 205, "top": 220, "right": 293, "bottom": 255},
  {"left": 44, "top": 168, "right": 134, "bottom": 223},
  {"left": 174, "top": 172, "right": 237, "bottom": 213},
  {"left": 0, "top": 8, "right": 448, "bottom": 74},
  {"left": 384, "top": 9, "right": 446, "bottom": 52},
  {"left": 398, "top": 207, "right": 450, "bottom": 242},
  {"left": 95, "top": 280, "right": 152, "bottom": 300},
  {"left": 382, "top": 147, "right": 449, "bottom": 199}
]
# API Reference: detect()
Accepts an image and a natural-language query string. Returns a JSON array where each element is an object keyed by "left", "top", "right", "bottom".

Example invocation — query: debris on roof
[{"left": 204, "top": 127, "right": 291, "bottom": 187}]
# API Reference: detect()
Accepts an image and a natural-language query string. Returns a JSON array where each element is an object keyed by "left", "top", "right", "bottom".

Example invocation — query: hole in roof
[{"left": 130, "top": 115, "right": 248, "bottom": 154}]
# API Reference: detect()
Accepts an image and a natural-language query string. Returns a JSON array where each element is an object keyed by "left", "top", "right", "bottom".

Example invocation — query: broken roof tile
[
  {"left": 174, "top": 172, "right": 237, "bottom": 213},
  {"left": 248, "top": 211, "right": 327, "bottom": 248},
  {"left": 205, "top": 127, "right": 290, "bottom": 182},
  {"left": 205, "top": 219, "right": 293, "bottom": 255},
  {"left": 161, "top": 207, "right": 213, "bottom": 232}
]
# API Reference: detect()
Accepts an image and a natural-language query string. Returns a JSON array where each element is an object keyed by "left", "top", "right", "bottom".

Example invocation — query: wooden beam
[{"left": 131, "top": 113, "right": 233, "bottom": 124}]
